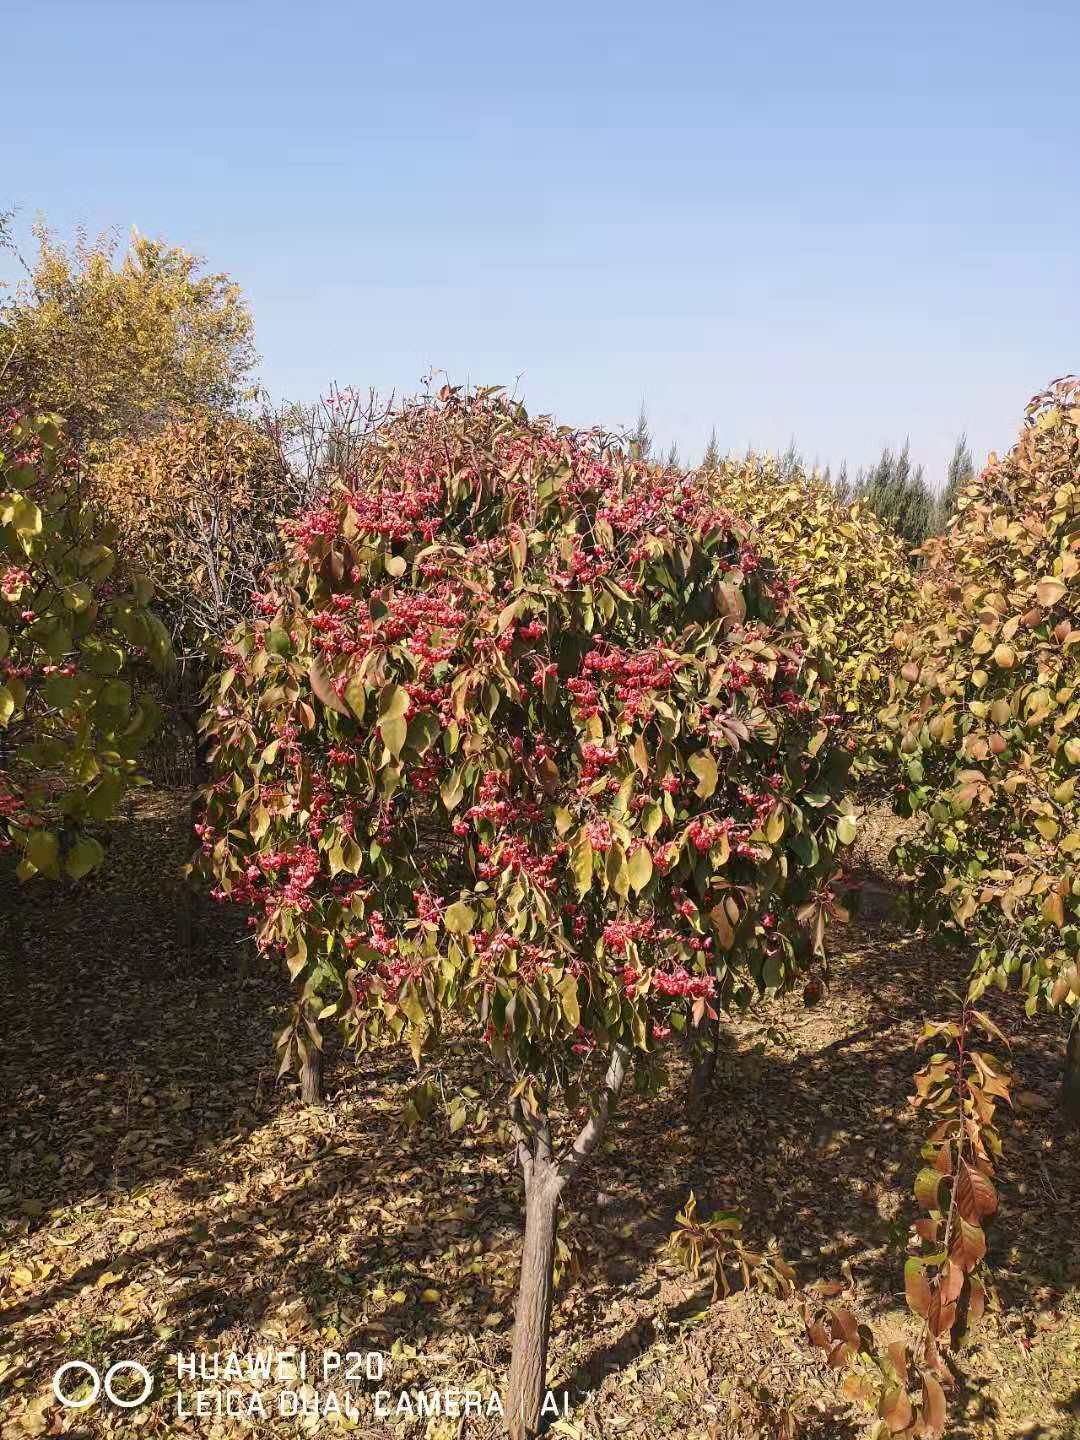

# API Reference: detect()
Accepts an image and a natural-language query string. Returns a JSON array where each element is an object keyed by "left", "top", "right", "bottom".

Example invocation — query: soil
[{"left": 1, "top": 792, "right": 1077, "bottom": 1440}]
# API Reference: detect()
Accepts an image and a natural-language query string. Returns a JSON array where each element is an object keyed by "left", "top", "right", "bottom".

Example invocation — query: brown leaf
[
  {"left": 887, "top": 1342, "right": 909, "bottom": 1386},
  {"left": 878, "top": 1384, "right": 913, "bottom": 1434},
  {"left": 905, "top": 1259, "right": 931, "bottom": 1318},
  {"left": 308, "top": 658, "right": 348, "bottom": 714},
  {"left": 927, "top": 1291, "right": 957, "bottom": 1338},
  {"left": 829, "top": 1307, "right": 860, "bottom": 1348},
  {"left": 955, "top": 1161, "right": 997, "bottom": 1221},
  {"left": 949, "top": 1217, "right": 987, "bottom": 1272},
  {"left": 921, "top": 1373, "right": 947, "bottom": 1437}
]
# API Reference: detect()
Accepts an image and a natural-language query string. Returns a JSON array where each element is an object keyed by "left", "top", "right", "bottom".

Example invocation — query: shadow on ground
[{"left": 1, "top": 789, "right": 1077, "bottom": 1440}]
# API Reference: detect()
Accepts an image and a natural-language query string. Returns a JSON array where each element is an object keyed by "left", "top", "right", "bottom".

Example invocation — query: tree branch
[{"left": 556, "top": 1042, "right": 630, "bottom": 1187}]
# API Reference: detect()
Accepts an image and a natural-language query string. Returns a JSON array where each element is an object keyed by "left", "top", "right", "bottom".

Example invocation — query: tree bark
[
  {"left": 176, "top": 699, "right": 209, "bottom": 961},
  {"left": 505, "top": 1043, "right": 630, "bottom": 1439},
  {"left": 1063, "top": 1006, "right": 1080, "bottom": 1124},
  {"left": 506, "top": 1167, "right": 561, "bottom": 1440},
  {"left": 687, "top": 1015, "right": 720, "bottom": 1116},
  {"left": 300, "top": 1044, "right": 324, "bottom": 1105}
]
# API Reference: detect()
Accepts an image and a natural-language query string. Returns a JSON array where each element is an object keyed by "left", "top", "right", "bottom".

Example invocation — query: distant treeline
[{"left": 633, "top": 402, "right": 976, "bottom": 555}]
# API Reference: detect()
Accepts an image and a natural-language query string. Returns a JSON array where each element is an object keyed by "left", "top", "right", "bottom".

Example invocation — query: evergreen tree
[
  {"left": 935, "top": 433, "right": 975, "bottom": 530},
  {"left": 780, "top": 436, "right": 801, "bottom": 480},
  {"left": 701, "top": 426, "right": 720, "bottom": 475},
  {"left": 665, "top": 441, "right": 680, "bottom": 469},
  {"left": 855, "top": 439, "right": 934, "bottom": 551},
  {"left": 629, "top": 401, "right": 652, "bottom": 461}
]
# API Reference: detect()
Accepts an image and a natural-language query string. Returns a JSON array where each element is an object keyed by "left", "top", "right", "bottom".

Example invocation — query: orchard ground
[{"left": 1, "top": 787, "right": 1077, "bottom": 1440}]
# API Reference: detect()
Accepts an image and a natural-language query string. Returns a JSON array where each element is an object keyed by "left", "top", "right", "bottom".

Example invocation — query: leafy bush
[
  {"left": 883, "top": 378, "right": 1080, "bottom": 1019},
  {"left": 707, "top": 454, "right": 924, "bottom": 742},
  {"left": 0, "top": 413, "right": 170, "bottom": 880},
  {"left": 91, "top": 407, "right": 295, "bottom": 664},
  {"left": 197, "top": 386, "right": 854, "bottom": 1436},
  {"left": 0, "top": 225, "right": 256, "bottom": 450}
]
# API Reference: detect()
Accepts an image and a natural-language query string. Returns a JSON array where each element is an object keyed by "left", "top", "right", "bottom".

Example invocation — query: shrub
[
  {"left": 0, "top": 413, "right": 170, "bottom": 880},
  {"left": 197, "top": 386, "right": 854, "bottom": 1437},
  {"left": 882, "top": 378, "right": 1080, "bottom": 1028},
  {"left": 91, "top": 407, "right": 294, "bottom": 665},
  {"left": 707, "top": 454, "right": 924, "bottom": 743}
]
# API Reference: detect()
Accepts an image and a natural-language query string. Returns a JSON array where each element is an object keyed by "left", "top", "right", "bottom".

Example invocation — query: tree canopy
[
  {"left": 196, "top": 385, "right": 854, "bottom": 1436},
  {"left": 0, "top": 412, "right": 170, "bottom": 880},
  {"left": 0, "top": 225, "right": 256, "bottom": 450}
]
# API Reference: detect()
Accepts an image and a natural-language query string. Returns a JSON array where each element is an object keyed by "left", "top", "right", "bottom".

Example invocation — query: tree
[
  {"left": 91, "top": 407, "right": 293, "bottom": 668},
  {"left": 0, "top": 411, "right": 170, "bottom": 882},
  {"left": 779, "top": 437, "right": 801, "bottom": 481},
  {"left": 855, "top": 440, "right": 935, "bottom": 551},
  {"left": 629, "top": 400, "right": 651, "bottom": 460},
  {"left": 934, "top": 432, "right": 975, "bottom": 531},
  {"left": 0, "top": 223, "right": 256, "bottom": 450},
  {"left": 90, "top": 406, "right": 303, "bottom": 1007},
  {"left": 882, "top": 377, "right": 1080, "bottom": 1118},
  {"left": 706, "top": 452, "right": 924, "bottom": 744},
  {"left": 197, "top": 386, "right": 854, "bottom": 1437},
  {"left": 701, "top": 426, "right": 720, "bottom": 476}
]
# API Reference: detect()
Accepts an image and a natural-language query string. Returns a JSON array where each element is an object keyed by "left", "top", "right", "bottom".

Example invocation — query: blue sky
[{"left": 4, "top": 0, "right": 1078, "bottom": 483}]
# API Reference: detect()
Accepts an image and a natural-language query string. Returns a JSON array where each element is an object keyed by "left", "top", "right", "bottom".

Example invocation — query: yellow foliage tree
[
  {"left": 882, "top": 378, "right": 1080, "bottom": 1113},
  {"left": 0, "top": 224, "right": 256, "bottom": 450},
  {"left": 706, "top": 454, "right": 925, "bottom": 741}
]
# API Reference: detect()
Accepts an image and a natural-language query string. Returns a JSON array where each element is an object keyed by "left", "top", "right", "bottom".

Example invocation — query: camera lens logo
[{"left": 53, "top": 1361, "right": 153, "bottom": 1409}]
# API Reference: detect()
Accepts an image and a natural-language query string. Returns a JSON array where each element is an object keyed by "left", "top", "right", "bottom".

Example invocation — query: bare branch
[{"left": 556, "top": 1043, "right": 631, "bottom": 1187}]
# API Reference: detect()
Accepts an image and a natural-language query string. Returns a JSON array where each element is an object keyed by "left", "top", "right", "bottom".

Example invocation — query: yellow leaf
[
  {"left": 688, "top": 751, "right": 718, "bottom": 799},
  {"left": 627, "top": 845, "right": 653, "bottom": 894},
  {"left": 443, "top": 901, "right": 476, "bottom": 934}
]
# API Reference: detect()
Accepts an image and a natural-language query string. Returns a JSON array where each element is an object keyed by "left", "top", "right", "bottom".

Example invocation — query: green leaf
[
  {"left": 378, "top": 682, "right": 411, "bottom": 721},
  {"left": 266, "top": 627, "right": 293, "bottom": 657},
  {"left": 85, "top": 773, "right": 125, "bottom": 822},
  {"left": 65, "top": 835, "right": 105, "bottom": 880},
  {"left": 344, "top": 674, "right": 367, "bottom": 720},
  {"left": 0, "top": 685, "right": 14, "bottom": 726},
  {"left": 43, "top": 673, "right": 79, "bottom": 711},
  {"left": 63, "top": 581, "right": 93, "bottom": 613},
  {"left": 25, "top": 829, "right": 60, "bottom": 878},
  {"left": 380, "top": 711, "right": 407, "bottom": 758},
  {"left": 440, "top": 769, "right": 465, "bottom": 812},
  {"left": 836, "top": 814, "right": 858, "bottom": 845},
  {"left": 12, "top": 496, "right": 43, "bottom": 537}
]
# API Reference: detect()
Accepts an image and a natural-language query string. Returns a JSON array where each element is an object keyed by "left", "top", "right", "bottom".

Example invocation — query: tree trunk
[
  {"left": 300, "top": 1045, "right": 324, "bottom": 1105},
  {"left": 1063, "top": 1007, "right": 1080, "bottom": 1124},
  {"left": 687, "top": 1015, "right": 720, "bottom": 1117},
  {"left": 176, "top": 701, "right": 208, "bottom": 961},
  {"left": 506, "top": 1167, "right": 561, "bottom": 1440},
  {"left": 505, "top": 1043, "right": 630, "bottom": 1439}
]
